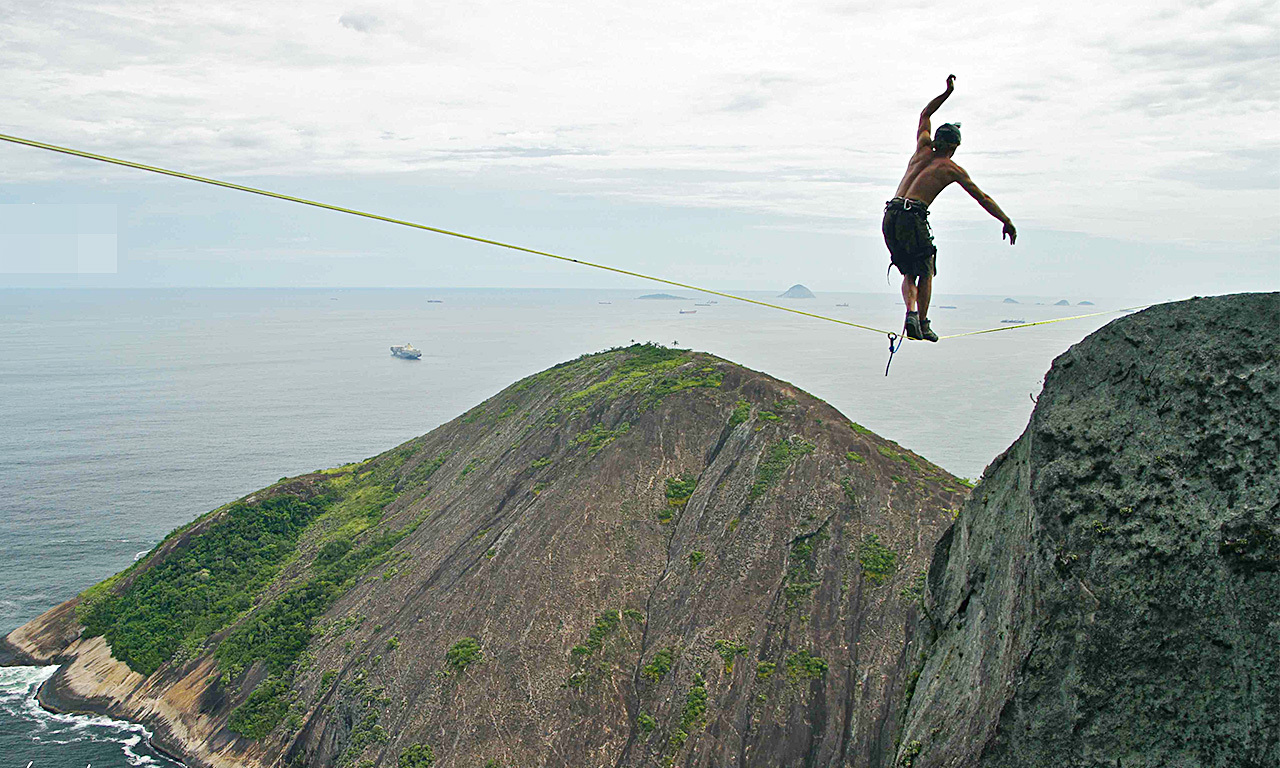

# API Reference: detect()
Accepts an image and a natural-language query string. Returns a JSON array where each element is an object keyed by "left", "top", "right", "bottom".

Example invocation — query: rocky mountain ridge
[{"left": 4, "top": 343, "right": 964, "bottom": 767}]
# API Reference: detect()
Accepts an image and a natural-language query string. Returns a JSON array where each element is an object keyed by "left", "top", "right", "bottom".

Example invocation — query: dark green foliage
[
  {"left": 457, "top": 457, "right": 484, "bottom": 481},
  {"left": 320, "top": 670, "right": 338, "bottom": 688},
  {"left": 532, "top": 481, "right": 549, "bottom": 494},
  {"left": 841, "top": 477, "right": 858, "bottom": 504},
  {"left": 713, "top": 639, "right": 748, "bottom": 673},
  {"left": 623, "top": 608, "right": 645, "bottom": 624},
  {"left": 642, "top": 647, "right": 675, "bottom": 683},
  {"left": 756, "top": 661, "right": 776, "bottom": 681},
  {"left": 689, "top": 551, "right": 706, "bottom": 572},
  {"left": 572, "top": 422, "right": 631, "bottom": 455},
  {"left": 316, "top": 538, "right": 352, "bottom": 566},
  {"left": 900, "top": 570, "right": 927, "bottom": 604},
  {"left": 398, "top": 743, "right": 436, "bottom": 768},
  {"left": 846, "top": 451, "right": 865, "bottom": 464},
  {"left": 784, "top": 532, "right": 827, "bottom": 608},
  {"left": 387, "top": 636, "right": 400, "bottom": 651},
  {"left": 749, "top": 437, "right": 816, "bottom": 500},
  {"left": 228, "top": 674, "right": 291, "bottom": 739},
  {"left": 758, "top": 410, "right": 781, "bottom": 422},
  {"left": 340, "top": 710, "right": 388, "bottom": 762},
  {"left": 657, "top": 506, "right": 676, "bottom": 524},
  {"left": 402, "top": 451, "right": 453, "bottom": 486},
  {"left": 446, "top": 637, "right": 483, "bottom": 674},
  {"left": 891, "top": 475, "right": 906, "bottom": 484},
  {"left": 680, "top": 674, "right": 709, "bottom": 733},
  {"left": 617, "top": 343, "right": 684, "bottom": 371},
  {"left": 218, "top": 523, "right": 415, "bottom": 679},
  {"left": 859, "top": 534, "right": 898, "bottom": 585},
  {"left": 530, "top": 456, "right": 553, "bottom": 469},
  {"left": 849, "top": 421, "right": 872, "bottom": 435},
  {"left": 665, "top": 474, "right": 698, "bottom": 506},
  {"left": 573, "top": 611, "right": 622, "bottom": 657},
  {"left": 955, "top": 476, "right": 975, "bottom": 488},
  {"left": 877, "top": 445, "right": 922, "bottom": 472},
  {"left": 78, "top": 493, "right": 331, "bottom": 676},
  {"left": 785, "top": 650, "right": 828, "bottom": 681},
  {"left": 728, "top": 399, "right": 750, "bottom": 427},
  {"left": 637, "top": 712, "right": 658, "bottom": 734}
]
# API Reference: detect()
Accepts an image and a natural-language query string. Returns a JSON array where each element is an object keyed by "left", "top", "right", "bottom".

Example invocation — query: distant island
[
  {"left": 778, "top": 284, "right": 815, "bottom": 299},
  {"left": 1055, "top": 299, "right": 1071, "bottom": 306},
  {"left": 1003, "top": 298, "right": 1020, "bottom": 304},
  {"left": 1078, "top": 300, "right": 1095, "bottom": 306},
  {"left": 636, "top": 293, "right": 687, "bottom": 300}
]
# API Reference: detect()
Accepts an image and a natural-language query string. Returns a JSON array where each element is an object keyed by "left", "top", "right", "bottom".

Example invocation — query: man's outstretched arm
[
  {"left": 917, "top": 75, "right": 956, "bottom": 148},
  {"left": 956, "top": 168, "right": 1017, "bottom": 244}
]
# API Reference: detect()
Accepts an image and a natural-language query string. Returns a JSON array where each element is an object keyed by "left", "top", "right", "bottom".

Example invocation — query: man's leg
[
  {"left": 916, "top": 274, "right": 938, "bottom": 342},
  {"left": 916, "top": 274, "right": 932, "bottom": 321},
  {"left": 901, "top": 274, "right": 922, "bottom": 339}
]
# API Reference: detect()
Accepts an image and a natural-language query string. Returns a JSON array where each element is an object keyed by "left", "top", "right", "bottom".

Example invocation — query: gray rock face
[{"left": 898, "top": 293, "right": 1280, "bottom": 768}]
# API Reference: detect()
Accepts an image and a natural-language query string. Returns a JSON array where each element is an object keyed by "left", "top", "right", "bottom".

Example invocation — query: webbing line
[
  {"left": 0, "top": 132, "right": 1145, "bottom": 341},
  {"left": 0, "top": 132, "right": 895, "bottom": 335},
  {"left": 938, "top": 307, "right": 1148, "bottom": 339}
]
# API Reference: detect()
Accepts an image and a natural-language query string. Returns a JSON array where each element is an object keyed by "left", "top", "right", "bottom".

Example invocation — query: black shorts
[{"left": 882, "top": 198, "right": 937, "bottom": 277}]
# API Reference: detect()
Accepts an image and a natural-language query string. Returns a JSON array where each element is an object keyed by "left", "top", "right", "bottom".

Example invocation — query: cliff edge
[{"left": 897, "top": 293, "right": 1280, "bottom": 767}]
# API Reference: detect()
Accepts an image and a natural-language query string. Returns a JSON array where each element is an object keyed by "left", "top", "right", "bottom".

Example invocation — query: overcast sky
[{"left": 0, "top": 0, "right": 1276, "bottom": 298}]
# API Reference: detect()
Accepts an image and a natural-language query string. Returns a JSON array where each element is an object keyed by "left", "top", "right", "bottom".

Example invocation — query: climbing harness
[{"left": 0, "top": 132, "right": 1148, "bottom": 375}]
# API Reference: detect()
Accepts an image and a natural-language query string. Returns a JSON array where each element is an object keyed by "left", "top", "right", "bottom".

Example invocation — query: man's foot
[
  {"left": 905, "top": 311, "right": 923, "bottom": 340},
  {"left": 920, "top": 318, "right": 939, "bottom": 342}
]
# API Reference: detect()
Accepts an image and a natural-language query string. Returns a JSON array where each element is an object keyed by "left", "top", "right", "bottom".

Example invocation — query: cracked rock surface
[{"left": 898, "top": 293, "right": 1280, "bottom": 768}]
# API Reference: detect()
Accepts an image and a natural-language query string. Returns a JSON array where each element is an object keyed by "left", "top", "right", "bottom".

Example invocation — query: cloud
[
  {"left": 338, "top": 12, "right": 381, "bottom": 33},
  {"left": 0, "top": 0, "right": 1275, "bottom": 253},
  {"left": 1159, "top": 148, "right": 1280, "bottom": 191}
]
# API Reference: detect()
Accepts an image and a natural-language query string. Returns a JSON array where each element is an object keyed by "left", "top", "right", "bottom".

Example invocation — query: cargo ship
[{"left": 391, "top": 343, "right": 422, "bottom": 359}]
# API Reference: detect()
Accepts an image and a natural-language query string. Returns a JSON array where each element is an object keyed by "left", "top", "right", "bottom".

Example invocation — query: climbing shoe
[
  {"left": 920, "top": 319, "right": 939, "bottom": 342},
  {"left": 905, "top": 311, "right": 923, "bottom": 340}
]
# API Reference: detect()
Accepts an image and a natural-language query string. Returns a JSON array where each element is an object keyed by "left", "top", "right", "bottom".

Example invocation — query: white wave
[{"left": 0, "top": 665, "right": 181, "bottom": 765}]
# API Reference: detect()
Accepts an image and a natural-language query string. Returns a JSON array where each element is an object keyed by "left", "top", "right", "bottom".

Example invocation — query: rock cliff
[
  {"left": 896, "top": 293, "right": 1280, "bottom": 767},
  {"left": 3, "top": 344, "right": 965, "bottom": 767}
]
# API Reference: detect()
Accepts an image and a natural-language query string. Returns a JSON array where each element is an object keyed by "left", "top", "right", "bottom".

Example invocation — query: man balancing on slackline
[{"left": 883, "top": 74, "right": 1016, "bottom": 341}]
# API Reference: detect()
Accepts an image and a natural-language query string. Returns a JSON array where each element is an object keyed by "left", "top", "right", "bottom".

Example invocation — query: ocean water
[{"left": 0, "top": 287, "right": 1129, "bottom": 765}]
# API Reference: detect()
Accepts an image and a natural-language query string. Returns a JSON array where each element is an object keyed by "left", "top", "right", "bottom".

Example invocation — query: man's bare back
[{"left": 882, "top": 75, "right": 1015, "bottom": 342}]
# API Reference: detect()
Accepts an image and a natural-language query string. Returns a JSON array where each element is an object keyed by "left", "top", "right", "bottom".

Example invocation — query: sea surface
[{"left": 0, "top": 287, "right": 1131, "bottom": 765}]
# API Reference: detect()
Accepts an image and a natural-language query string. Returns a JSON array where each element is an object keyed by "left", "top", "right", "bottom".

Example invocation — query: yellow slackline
[
  {"left": 0, "top": 131, "right": 1144, "bottom": 341},
  {"left": 939, "top": 307, "right": 1147, "bottom": 339}
]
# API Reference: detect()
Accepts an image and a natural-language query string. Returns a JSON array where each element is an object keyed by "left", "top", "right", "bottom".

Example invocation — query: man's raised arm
[{"left": 917, "top": 74, "right": 956, "bottom": 147}]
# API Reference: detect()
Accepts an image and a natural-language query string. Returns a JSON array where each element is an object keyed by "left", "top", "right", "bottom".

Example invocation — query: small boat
[
  {"left": 936, "top": 305, "right": 957, "bottom": 309},
  {"left": 835, "top": 302, "right": 849, "bottom": 307},
  {"left": 427, "top": 300, "right": 444, "bottom": 304},
  {"left": 598, "top": 301, "right": 612, "bottom": 305},
  {"left": 391, "top": 343, "right": 422, "bottom": 359},
  {"left": 694, "top": 302, "right": 711, "bottom": 307},
  {"left": 1000, "top": 319, "right": 1026, "bottom": 325},
  {"left": 679, "top": 309, "right": 697, "bottom": 314}
]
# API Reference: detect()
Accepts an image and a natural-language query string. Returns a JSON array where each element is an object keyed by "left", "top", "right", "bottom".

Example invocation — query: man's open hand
[
  {"left": 946, "top": 74, "right": 956, "bottom": 90},
  {"left": 1003, "top": 221, "right": 1017, "bottom": 245}
]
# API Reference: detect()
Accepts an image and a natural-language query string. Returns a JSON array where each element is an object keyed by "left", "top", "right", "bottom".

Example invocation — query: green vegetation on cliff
[{"left": 78, "top": 493, "right": 332, "bottom": 675}]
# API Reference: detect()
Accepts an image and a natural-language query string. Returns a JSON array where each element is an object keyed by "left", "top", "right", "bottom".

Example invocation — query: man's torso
[{"left": 894, "top": 150, "right": 961, "bottom": 206}]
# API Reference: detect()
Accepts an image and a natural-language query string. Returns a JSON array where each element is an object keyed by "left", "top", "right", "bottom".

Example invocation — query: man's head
[{"left": 934, "top": 122, "right": 962, "bottom": 154}]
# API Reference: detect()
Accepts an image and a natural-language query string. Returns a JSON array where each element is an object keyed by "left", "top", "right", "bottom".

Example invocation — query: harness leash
[{"left": 0, "top": 131, "right": 1147, "bottom": 370}]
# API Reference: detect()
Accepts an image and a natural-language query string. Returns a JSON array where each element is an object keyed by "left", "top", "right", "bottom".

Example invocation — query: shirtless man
[{"left": 882, "top": 75, "right": 1015, "bottom": 341}]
